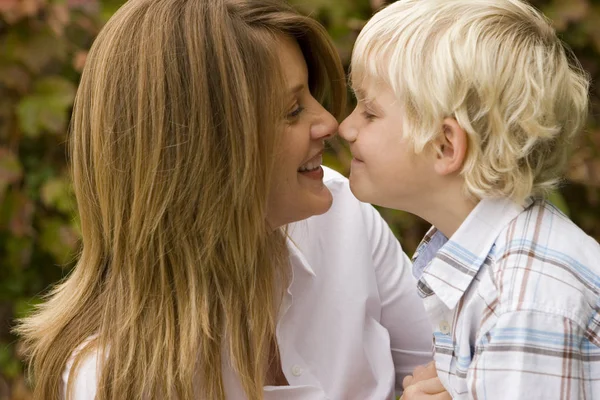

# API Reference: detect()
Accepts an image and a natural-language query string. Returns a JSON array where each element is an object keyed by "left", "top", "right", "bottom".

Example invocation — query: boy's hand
[
  {"left": 403, "top": 361, "right": 437, "bottom": 389},
  {"left": 401, "top": 377, "right": 452, "bottom": 400},
  {"left": 400, "top": 362, "right": 451, "bottom": 400}
]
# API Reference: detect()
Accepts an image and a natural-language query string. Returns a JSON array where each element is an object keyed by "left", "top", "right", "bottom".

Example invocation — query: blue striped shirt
[{"left": 413, "top": 197, "right": 600, "bottom": 400}]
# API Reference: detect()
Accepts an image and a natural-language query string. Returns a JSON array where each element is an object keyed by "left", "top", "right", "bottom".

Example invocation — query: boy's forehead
[
  {"left": 353, "top": 80, "right": 390, "bottom": 102},
  {"left": 352, "top": 80, "right": 379, "bottom": 100}
]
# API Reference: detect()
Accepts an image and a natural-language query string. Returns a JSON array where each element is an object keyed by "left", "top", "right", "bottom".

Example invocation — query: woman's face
[{"left": 266, "top": 35, "right": 339, "bottom": 229}]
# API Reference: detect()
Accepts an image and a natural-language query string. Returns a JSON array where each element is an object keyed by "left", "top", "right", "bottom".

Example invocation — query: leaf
[
  {"left": 4, "top": 235, "right": 33, "bottom": 271},
  {"left": 549, "top": 191, "right": 570, "bottom": 216},
  {"left": 0, "top": 190, "right": 35, "bottom": 237},
  {"left": 35, "top": 76, "right": 76, "bottom": 105},
  {"left": 15, "top": 96, "right": 42, "bottom": 137},
  {"left": 0, "top": 0, "right": 19, "bottom": 16},
  {"left": 40, "top": 177, "right": 76, "bottom": 214},
  {"left": 16, "top": 76, "right": 76, "bottom": 137},
  {"left": 542, "top": 0, "right": 589, "bottom": 31},
  {"left": 100, "top": 0, "right": 125, "bottom": 20},
  {"left": 19, "top": 0, "right": 46, "bottom": 18},
  {"left": 12, "top": 28, "right": 68, "bottom": 73},
  {"left": 13, "top": 296, "right": 43, "bottom": 320},
  {"left": 0, "top": 148, "right": 23, "bottom": 200},
  {"left": 323, "top": 151, "right": 346, "bottom": 176},
  {"left": 72, "top": 50, "right": 88, "bottom": 72},
  {"left": 0, "top": 344, "right": 21, "bottom": 379},
  {"left": 68, "top": 0, "right": 101, "bottom": 14},
  {"left": 0, "top": 0, "right": 45, "bottom": 24},
  {"left": 0, "top": 276, "right": 25, "bottom": 300},
  {"left": 39, "top": 217, "right": 79, "bottom": 265},
  {"left": 47, "top": 3, "right": 71, "bottom": 37},
  {"left": 0, "top": 65, "right": 31, "bottom": 94}
]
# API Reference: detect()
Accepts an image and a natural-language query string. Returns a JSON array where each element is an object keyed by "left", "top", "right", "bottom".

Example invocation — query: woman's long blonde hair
[{"left": 16, "top": 0, "right": 345, "bottom": 399}]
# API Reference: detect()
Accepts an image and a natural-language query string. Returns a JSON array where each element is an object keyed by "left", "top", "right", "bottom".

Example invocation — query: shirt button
[
  {"left": 291, "top": 365, "right": 303, "bottom": 377},
  {"left": 439, "top": 320, "right": 451, "bottom": 335}
]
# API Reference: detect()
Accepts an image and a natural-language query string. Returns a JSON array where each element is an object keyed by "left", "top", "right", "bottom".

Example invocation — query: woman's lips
[
  {"left": 298, "top": 166, "right": 324, "bottom": 180},
  {"left": 299, "top": 151, "right": 323, "bottom": 168},
  {"left": 297, "top": 152, "right": 323, "bottom": 179}
]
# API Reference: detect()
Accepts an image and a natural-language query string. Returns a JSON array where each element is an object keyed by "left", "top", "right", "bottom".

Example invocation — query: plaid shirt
[{"left": 412, "top": 197, "right": 600, "bottom": 400}]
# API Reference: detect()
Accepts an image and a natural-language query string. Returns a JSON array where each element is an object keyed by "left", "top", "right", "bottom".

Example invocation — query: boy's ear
[{"left": 432, "top": 117, "right": 468, "bottom": 176}]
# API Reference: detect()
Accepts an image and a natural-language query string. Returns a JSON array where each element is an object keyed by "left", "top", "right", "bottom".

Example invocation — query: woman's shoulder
[
  {"left": 62, "top": 337, "right": 100, "bottom": 399},
  {"left": 321, "top": 166, "right": 358, "bottom": 206},
  {"left": 322, "top": 165, "right": 347, "bottom": 183},
  {"left": 291, "top": 166, "right": 388, "bottom": 245},
  {"left": 321, "top": 166, "right": 381, "bottom": 224},
  {"left": 322, "top": 166, "right": 352, "bottom": 197}
]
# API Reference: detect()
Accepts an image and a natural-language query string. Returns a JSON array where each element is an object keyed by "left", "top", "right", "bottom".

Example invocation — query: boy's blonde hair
[{"left": 351, "top": 0, "right": 589, "bottom": 203}]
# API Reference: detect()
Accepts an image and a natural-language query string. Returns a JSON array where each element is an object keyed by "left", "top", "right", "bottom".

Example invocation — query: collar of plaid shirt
[{"left": 412, "top": 197, "right": 535, "bottom": 310}]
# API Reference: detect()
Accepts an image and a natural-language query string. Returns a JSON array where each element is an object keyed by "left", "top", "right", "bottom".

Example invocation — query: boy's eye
[{"left": 362, "top": 111, "right": 377, "bottom": 121}]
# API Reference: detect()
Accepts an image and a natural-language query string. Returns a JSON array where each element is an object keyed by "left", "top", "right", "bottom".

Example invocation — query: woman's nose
[{"left": 310, "top": 109, "right": 338, "bottom": 140}]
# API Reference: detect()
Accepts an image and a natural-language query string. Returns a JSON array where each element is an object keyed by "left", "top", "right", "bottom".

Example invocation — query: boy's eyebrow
[
  {"left": 353, "top": 87, "right": 384, "bottom": 113},
  {"left": 366, "top": 98, "right": 384, "bottom": 114},
  {"left": 353, "top": 88, "right": 368, "bottom": 102}
]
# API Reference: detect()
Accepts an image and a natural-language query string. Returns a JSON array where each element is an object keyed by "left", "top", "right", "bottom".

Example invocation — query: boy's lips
[
  {"left": 349, "top": 146, "right": 364, "bottom": 162},
  {"left": 351, "top": 153, "right": 364, "bottom": 163},
  {"left": 351, "top": 150, "right": 365, "bottom": 167}
]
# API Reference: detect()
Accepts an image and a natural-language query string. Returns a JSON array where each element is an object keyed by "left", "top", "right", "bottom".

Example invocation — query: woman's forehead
[{"left": 276, "top": 34, "right": 309, "bottom": 92}]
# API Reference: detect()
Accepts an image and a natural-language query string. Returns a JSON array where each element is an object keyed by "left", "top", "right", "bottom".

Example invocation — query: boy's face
[{"left": 339, "top": 84, "right": 438, "bottom": 212}]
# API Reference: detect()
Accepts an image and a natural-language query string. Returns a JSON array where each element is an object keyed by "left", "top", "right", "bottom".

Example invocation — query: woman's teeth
[{"left": 298, "top": 156, "right": 322, "bottom": 172}]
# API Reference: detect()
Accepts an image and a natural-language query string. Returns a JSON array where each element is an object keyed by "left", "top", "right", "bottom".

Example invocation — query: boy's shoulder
[
  {"left": 490, "top": 199, "right": 600, "bottom": 327},
  {"left": 492, "top": 198, "right": 599, "bottom": 259}
]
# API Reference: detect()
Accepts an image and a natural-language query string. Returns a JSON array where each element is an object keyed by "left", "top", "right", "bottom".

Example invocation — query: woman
[{"left": 17, "top": 0, "right": 432, "bottom": 399}]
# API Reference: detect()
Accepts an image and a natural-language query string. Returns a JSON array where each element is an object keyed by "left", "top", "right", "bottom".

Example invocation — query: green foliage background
[{"left": 0, "top": 0, "right": 599, "bottom": 397}]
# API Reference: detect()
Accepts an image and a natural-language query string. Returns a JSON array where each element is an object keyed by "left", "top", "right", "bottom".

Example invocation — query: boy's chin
[
  {"left": 349, "top": 179, "right": 406, "bottom": 210},
  {"left": 348, "top": 178, "right": 377, "bottom": 204}
]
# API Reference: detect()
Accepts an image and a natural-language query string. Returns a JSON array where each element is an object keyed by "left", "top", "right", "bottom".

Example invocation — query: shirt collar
[
  {"left": 413, "top": 197, "right": 531, "bottom": 310},
  {"left": 412, "top": 228, "right": 448, "bottom": 280},
  {"left": 286, "top": 236, "right": 317, "bottom": 277},
  {"left": 279, "top": 237, "right": 316, "bottom": 322}
]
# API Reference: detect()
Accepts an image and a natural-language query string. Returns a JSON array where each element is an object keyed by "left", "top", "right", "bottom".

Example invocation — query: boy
[{"left": 339, "top": 0, "right": 600, "bottom": 399}]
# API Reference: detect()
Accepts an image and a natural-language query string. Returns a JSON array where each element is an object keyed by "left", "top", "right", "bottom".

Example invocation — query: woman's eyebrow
[{"left": 287, "top": 83, "right": 305, "bottom": 95}]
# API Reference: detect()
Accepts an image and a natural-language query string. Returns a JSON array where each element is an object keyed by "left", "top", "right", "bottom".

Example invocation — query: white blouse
[{"left": 63, "top": 167, "right": 433, "bottom": 399}]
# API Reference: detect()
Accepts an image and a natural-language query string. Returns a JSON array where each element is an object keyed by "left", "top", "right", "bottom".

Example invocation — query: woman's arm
[{"left": 360, "top": 202, "right": 434, "bottom": 393}]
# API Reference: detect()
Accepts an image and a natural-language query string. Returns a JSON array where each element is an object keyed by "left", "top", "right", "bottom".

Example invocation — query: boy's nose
[{"left": 339, "top": 116, "right": 357, "bottom": 142}]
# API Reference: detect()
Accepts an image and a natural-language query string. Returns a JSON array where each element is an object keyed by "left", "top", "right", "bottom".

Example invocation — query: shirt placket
[
  {"left": 270, "top": 247, "right": 327, "bottom": 397},
  {"left": 422, "top": 293, "right": 454, "bottom": 392}
]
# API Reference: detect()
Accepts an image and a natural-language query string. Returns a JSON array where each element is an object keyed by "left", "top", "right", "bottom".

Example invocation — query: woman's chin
[
  {"left": 310, "top": 189, "right": 333, "bottom": 217},
  {"left": 296, "top": 186, "right": 333, "bottom": 221},
  {"left": 282, "top": 191, "right": 333, "bottom": 226}
]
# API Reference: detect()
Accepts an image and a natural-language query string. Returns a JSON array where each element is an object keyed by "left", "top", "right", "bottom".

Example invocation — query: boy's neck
[{"left": 416, "top": 187, "right": 479, "bottom": 239}]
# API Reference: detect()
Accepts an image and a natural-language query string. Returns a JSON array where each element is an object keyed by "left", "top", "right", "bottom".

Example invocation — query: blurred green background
[{"left": 1, "top": 0, "right": 599, "bottom": 397}]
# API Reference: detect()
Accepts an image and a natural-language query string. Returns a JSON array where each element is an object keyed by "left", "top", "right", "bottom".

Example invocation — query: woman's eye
[{"left": 287, "top": 105, "right": 305, "bottom": 120}]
